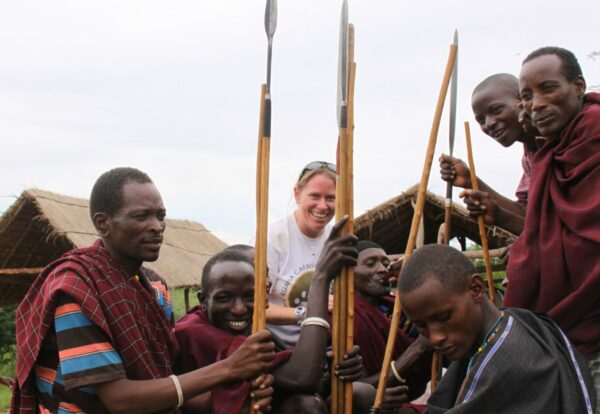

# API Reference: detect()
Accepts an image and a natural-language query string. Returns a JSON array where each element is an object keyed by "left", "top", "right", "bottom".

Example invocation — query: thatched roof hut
[
  {"left": 0, "top": 189, "right": 227, "bottom": 307},
  {"left": 354, "top": 184, "right": 517, "bottom": 255}
]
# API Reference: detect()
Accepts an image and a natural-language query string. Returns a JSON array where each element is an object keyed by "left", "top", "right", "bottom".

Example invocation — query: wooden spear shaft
[
  {"left": 372, "top": 43, "right": 458, "bottom": 411},
  {"left": 344, "top": 29, "right": 356, "bottom": 414},
  {"left": 464, "top": 121, "right": 496, "bottom": 304}
]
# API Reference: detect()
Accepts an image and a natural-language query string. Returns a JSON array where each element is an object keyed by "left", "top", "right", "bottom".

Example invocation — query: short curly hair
[
  {"left": 523, "top": 46, "right": 582, "bottom": 82},
  {"left": 201, "top": 249, "right": 254, "bottom": 291},
  {"left": 398, "top": 244, "right": 474, "bottom": 294},
  {"left": 89, "top": 167, "right": 152, "bottom": 219}
]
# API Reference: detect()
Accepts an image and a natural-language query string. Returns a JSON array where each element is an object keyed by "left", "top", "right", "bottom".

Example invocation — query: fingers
[
  {"left": 250, "top": 390, "right": 274, "bottom": 412},
  {"left": 329, "top": 215, "right": 349, "bottom": 238},
  {"left": 335, "top": 345, "right": 363, "bottom": 381},
  {"left": 382, "top": 385, "right": 409, "bottom": 408}
]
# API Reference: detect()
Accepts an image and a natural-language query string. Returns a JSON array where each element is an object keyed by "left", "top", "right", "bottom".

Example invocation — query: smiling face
[
  {"left": 519, "top": 54, "right": 586, "bottom": 137},
  {"left": 94, "top": 181, "right": 166, "bottom": 270},
  {"left": 355, "top": 248, "right": 391, "bottom": 299},
  {"left": 472, "top": 83, "right": 523, "bottom": 147},
  {"left": 294, "top": 172, "right": 336, "bottom": 238},
  {"left": 400, "top": 276, "right": 485, "bottom": 361},
  {"left": 203, "top": 261, "right": 254, "bottom": 336}
]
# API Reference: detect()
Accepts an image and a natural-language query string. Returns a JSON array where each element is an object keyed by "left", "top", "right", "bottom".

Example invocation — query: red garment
[
  {"left": 354, "top": 294, "right": 430, "bottom": 400},
  {"left": 174, "top": 306, "right": 291, "bottom": 414},
  {"left": 12, "top": 240, "right": 178, "bottom": 413},
  {"left": 504, "top": 93, "right": 600, "bottom": 356}
]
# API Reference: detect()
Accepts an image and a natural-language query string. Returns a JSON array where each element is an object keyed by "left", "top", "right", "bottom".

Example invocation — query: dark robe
[
  {"left": 504, "top": 92, "right": 600, "bottom": 357},
  {"left": 174, "top": 306, "right": 291, "bottom": 414},
  {"left": 12, "top": 240, "right": 178, "bottom": 413},
  {"left": 354, "top": 294, "right": 430, "bottom": 400},
  {"left": 425, "top": 308, "right": 595, "bottom": 413}
]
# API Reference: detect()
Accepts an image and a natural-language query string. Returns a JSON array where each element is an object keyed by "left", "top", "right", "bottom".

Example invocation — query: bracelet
[
  {"left": 169, "top": 374, "right": 184, "bottom": 408},
  {"left": 301, "top": 316, "right": 331, "bottom": 330},
  {"left": 390, "top": 361, "right": 406, "bottom": 384}
]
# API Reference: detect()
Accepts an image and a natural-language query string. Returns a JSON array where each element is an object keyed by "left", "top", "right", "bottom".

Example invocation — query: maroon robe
[
  {"left": 174, "top": 306, "right": 291, "bottom": 414},
  {"left": 12, "top": 240, "right": 178, "bottom": 413},
  {"left": 354, "top": 294, "right": 430, "bottom": 400},
  {"left": 504, "top": 92, "right": 600, "bottom": 356}
]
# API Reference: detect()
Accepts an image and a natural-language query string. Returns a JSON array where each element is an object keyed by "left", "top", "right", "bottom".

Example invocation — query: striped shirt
[{"left": 34, "top": 278, "right": 174, "bottom": 413}]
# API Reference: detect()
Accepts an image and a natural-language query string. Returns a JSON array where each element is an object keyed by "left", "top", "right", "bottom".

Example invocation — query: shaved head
[{"left": 472, "top": 73, "right": 519, "bottom": 98}]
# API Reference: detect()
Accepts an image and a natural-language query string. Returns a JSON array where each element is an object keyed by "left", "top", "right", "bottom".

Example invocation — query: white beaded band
[
  {"left": 390, "top": 361, "right": 406, "bottom": 384},
  {"left": 170, "top": 374, "right": 184, "bottom": 408},
  {"left": 301, "top": 316, "right": 331, "bottom": 330}
]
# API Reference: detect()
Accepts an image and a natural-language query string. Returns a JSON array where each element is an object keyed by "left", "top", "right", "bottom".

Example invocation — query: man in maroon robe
[
  {"left": 353, "top": 241, "right": 432, "bottom": 413},
  {"left": 12, "top": 167, "right": 276, "bottom": 414},
  {"left": 175, "top": 218, "right": 365, "bottom": 414},
  {"left": 504, "top": 46, "right": 600, "bottom": 410}
]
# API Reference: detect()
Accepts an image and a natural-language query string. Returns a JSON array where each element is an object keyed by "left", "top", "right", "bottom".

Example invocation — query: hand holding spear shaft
[
  {"left": 464, "top": 122, "right": 497, "bottom": 304},
  {"left": 251, "top": 2, "right": 277, "bottom": 413},
  {"left": 371, "top": 35, "right": 458, "bottom": 413}
]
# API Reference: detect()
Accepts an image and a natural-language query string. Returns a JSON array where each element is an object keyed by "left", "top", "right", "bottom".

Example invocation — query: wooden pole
[
  {"left": 464, "top": 121, "right": 496, "bottom": 304},
  {"left": 372, "top": 42, "right": 458, "bottom": 411},
  {"left": 250, "top": 85, "right": 270, "bottom": 414},
  {"left": 332, "top": 22, "right": 355, "bottom": 414}
]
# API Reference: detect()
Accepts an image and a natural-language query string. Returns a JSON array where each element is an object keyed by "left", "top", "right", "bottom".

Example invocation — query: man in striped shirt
[{"left": 12, "top": 167, "right": 277, "bottom": 414}]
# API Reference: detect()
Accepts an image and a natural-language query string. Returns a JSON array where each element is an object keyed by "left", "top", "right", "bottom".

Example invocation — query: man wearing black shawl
[{"left": 398, "top": 244, "right": 595, "bottom": 413}]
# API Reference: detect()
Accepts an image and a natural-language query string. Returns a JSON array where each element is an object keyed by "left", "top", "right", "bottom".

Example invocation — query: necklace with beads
[{"left": 467, "top": 311, "right": 505, "bottom": 373}]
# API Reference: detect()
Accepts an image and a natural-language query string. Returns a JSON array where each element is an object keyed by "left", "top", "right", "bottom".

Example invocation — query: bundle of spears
[{"left": 332, "top": 1, "right": 356, "bottom": 413}]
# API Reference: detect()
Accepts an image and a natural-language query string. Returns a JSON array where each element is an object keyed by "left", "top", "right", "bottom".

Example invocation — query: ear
[
  {"left": 468, "top": 274, "right": 486, "bottom": 302},
  {"left": 92, "top": 212, "right": 111, "bottom": 237},
  {"left": 573, "top": 75, "right": 586, "bottom": 96},
  {"left": 293, "top": 185, "right": 301, "bottom": 204}
]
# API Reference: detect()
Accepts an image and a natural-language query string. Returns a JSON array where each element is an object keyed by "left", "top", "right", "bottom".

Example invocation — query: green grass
[{"left": 0, "top": 355, "right": 15, "bottom": 413}]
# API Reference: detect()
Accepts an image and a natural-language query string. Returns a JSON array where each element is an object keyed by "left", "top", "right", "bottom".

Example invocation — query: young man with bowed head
[
  {"left": 175, "top": 217, "right": 369, "bottom": 414},
  {"left": 352, "top": 241, "right": 431, "bottom": 414},
  {"left": 398, "top": 244, "right": 595, "bottom": 414},
  {"left": 506, "top": 46, "right": 600, "bottom": 410},
  {"left": 12, "top": 167, "right": 276, "bottom": 414},
  {"left": 439, "top": 73, "right": 539, "bottom": 235}
]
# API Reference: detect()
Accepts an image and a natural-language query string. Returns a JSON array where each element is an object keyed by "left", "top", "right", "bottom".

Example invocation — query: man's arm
[
  {"left": 272, "top": 217, "right": 358, "bottom": 392},
  {"left": 95, "top": 330, "right": 276, "bottom": 414}
]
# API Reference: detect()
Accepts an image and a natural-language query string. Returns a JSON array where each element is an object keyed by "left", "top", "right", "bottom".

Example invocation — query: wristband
[
  {"left": 169, "top": 374, "right": 184, "bottom": 408},
  {"left": 301, "top": 316, "right": 331, "bottom": 330},
  {"left": 390, "top": 361, "right": 406, "bottom": 384}
]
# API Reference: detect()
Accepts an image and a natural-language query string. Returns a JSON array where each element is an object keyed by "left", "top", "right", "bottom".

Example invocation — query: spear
[
  {"left": 443, "top": 29, "right": 458, "bottom": 245},
  {"left": 371, "top": 34, "right": 458, "bottom": 413},
  {"left": 251, "top": 2, "right": 276, "bottom": 413},
  {"left": 464, "top": 121, "right": 497, "bottom": 304},
  {"left": 433, "top": 29, "right": 459, "bottom": 392},
  {"left": 332, "top": 1, "right": 355, "bottom": 413}
]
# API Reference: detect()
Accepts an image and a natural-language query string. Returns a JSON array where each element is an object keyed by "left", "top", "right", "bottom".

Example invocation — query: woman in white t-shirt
[{"left": 266, "top": 161, "right": 336, "bottom": 348}]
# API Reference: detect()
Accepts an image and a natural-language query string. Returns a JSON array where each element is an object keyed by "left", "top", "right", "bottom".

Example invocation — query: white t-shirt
[{"left": 265, "top": 213, "right": 333, "bottom": 347}]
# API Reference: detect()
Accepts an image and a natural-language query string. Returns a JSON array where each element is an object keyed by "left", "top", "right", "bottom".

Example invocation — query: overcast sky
[{"left": 1, "top": 1, "right": 599, "bottom": 244}]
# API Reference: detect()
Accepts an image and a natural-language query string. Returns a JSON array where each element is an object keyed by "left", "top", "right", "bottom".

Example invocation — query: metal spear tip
[
  {"left": 453, "top": 29, "right": 458, "bottom": 45},
  {"left": 264, "top": 0, "right": 277, "bottom": 38},
  {"left": 336, "top": 0, "right": 349, "bottom": 127}
]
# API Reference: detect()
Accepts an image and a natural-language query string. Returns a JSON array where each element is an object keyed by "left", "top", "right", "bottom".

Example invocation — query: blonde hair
[{"left": 295, "top": 167, "right": 336, "bottom": 193}]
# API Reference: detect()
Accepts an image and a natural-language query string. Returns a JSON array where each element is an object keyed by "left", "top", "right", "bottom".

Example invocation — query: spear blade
[
  {"left": 337, "top": 0, "right": 349, "bottom": 128},
  {"left": 264, "top": 0, "right": 277, "bottom": 38},
  {"left": 264, "top": 0, "right": 277, "bottom": 94},
  {"left": 449, "top": 29, "right": 458, "bottom": 155}
]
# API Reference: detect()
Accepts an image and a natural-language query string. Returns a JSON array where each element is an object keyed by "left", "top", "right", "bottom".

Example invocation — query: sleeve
[{"left": 54, "top": 294, "right": 126, "bottom": 390}]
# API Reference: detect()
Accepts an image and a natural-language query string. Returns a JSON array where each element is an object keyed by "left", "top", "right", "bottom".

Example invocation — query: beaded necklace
[{"left": 466, "top": 311, "right": 504, "bottom": 373}]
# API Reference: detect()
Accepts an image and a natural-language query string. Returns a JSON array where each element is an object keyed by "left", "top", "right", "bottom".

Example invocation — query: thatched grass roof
[
  {"left": 0, "top": 189, "right": 227, "bottom": 306},
  {"left": 354, "top": 184, "right": 517, "bottom": 255}
]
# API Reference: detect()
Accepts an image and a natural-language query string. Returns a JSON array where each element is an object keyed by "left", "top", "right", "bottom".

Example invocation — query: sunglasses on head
[{"left": 299, "top": 161, "right": 337, "bottom": 180}]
